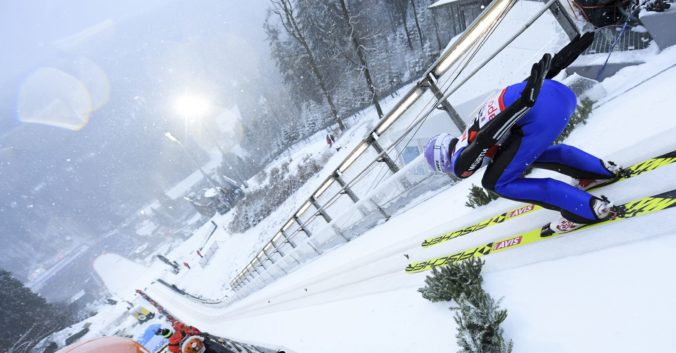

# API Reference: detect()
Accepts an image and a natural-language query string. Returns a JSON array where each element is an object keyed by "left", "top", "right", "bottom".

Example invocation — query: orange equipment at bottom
[{"left": 56, "top": 336, "right": 149, "bottom": 353}]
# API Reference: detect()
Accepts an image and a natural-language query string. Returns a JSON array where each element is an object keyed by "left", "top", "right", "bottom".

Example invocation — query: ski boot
[
  {"left": 547, "top": 196, "right": 620, "bottom": 234},
  {"left": 574, "top": 160, "right": 631, "bottom": 191}
]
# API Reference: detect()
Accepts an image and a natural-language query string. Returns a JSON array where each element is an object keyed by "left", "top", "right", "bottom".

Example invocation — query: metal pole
[
  {"left": 437, "top": 0, "right": 562, "bottom": 104},
  {"left": 371, "top": 200, "right": 390, "bottom": 220},
  {"left": 294, "top": 216, "right": 312, "bottom": 238},
  {"left": 270, "top": 241, "right": 285, "bottom": 257},
  {"left": 310, "top": 196, "right": 332, "bottom": 223},
  {"left": 177, "top": 142, "right": 221, "bottom": 189},
  {"left": 424, "top": 74, "right": 466, "bottom": 130},
  {"left": 333, "top": 172, "right": 359, "bottom": 203},
  {"left": 369, "top": 134, "right": 400, "bottom": 174},
  {"left": 261, "top": 248, "right": 275, "bottom": 265},
  {"left": 548, "top": 0, "right": 580, "bottom": 40},
  {"left": 294, "top": 216, "right": 321, "bottom": 254},
  {"left": 280, "top": 229, "right": 296, "bottom": 248},
  {"left": 334, "top": 172, "right": 372, "bottom": 218}
]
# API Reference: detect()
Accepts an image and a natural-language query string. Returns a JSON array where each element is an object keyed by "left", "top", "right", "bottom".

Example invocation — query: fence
[
  {"left": 584, "top": 25, "right": 653, "bottom": 54},
  {"left": 228, "top": 0, "right": 584, "bottom": 298}
]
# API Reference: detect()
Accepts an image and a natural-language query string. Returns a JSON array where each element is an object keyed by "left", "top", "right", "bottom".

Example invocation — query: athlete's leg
[
  {"left": 483, "top": 132, "right": 601, "bottom": 222},
  {"left": 532, "top": 144, "right": 615, "bottom": 179},
  {"left": 483, "top": 80, "right": 604, "bottom": 223}
]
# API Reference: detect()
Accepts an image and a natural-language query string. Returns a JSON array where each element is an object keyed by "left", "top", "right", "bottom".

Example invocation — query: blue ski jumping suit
[{"left": 451, "top": 80, "right": 614, "bottom": 223}]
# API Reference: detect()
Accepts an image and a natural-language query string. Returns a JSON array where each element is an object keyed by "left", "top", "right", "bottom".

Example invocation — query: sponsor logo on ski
[
  {"left": 623, "top": 196, "right": 676, "bottom": 218},
  {"left": 507, "top": 204, "right": 534, "bottom": 218},
  {"left": 492, "top": 236, "right": 522, "bottom": 250}
]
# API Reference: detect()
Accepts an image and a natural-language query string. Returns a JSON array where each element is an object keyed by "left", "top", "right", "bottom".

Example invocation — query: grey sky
[
  {"left": 1, "top": 0, "right": 270, "bottom": 88},
  {"left": 0, "top": 0, "right": 275, "bottom": 279}
]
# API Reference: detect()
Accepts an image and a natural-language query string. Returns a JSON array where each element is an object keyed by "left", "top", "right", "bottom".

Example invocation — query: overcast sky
[{"left": 0, "top": 0, "right": 275, "bottom": 276}]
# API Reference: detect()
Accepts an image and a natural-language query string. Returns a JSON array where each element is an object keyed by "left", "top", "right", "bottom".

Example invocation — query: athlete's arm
[
  {"left": 453, "top": 54, "right": 551, "bottom": 177},
  {"left": 547, "top": 32, "right": 594, "bottom": 79}
]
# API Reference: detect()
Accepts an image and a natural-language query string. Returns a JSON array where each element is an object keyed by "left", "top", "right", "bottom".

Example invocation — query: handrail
[{"left": 228, "top": 0, "right": 579, "bottom": 296}]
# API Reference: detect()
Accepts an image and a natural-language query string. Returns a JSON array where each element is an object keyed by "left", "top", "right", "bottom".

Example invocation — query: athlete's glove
[
  {"left": 547, "top": 32, "right": 595, "bottom": 79},
  {"left": 521, "top": 53, "right": 551, "bottom": 107}
]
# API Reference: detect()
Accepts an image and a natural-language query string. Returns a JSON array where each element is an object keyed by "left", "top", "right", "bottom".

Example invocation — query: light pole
[
  {"left": 172, "top": 92, "right": 245, "bottom": 189},
  {"left": 164, "top": 132, "right": 221, "bottom": 190},
  {"left": 213, "top": 143, "right": 249, "bottom": 189},
  {"left": 174, "top": 93, "right": 210, "bottom": 141}
]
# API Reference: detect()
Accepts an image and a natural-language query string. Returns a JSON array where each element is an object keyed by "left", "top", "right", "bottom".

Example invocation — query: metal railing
[
  {"left": 228, "top": 0, "right": 582, "bottom": 298},
  {"left": 583, "top": 24, "right": 653, "bottom": 54}
]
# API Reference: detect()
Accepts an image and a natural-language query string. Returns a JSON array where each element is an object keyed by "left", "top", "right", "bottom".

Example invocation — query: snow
[
  {"left": 145, "top": 88, "right": 411, "bottom": 303},
  {"left": 49, "top": 302, "right": 138, "bottom": 347},
  {"left": 93, "top": 254, "right": 164, "bottom": 301},
  {"left": 639, "top": 4, "right": 676, "bottom": 17},
  {"left": 136, "top": 35, "right": 676, "bottom": 353},
  {"left": 203, "top": 188, "right": 219, "bottom": 198},
  {"left": 574, "top": 42, "right": 660, "bottom": 66},
  {"left": 136, "top": 219, "right": 158, "bottom": 236},
  {"left": 66, "top": 4, "right": 676, "bottom": 353},
  {"left": 164, "top": 157, "right": 222, "bottom": 200}
]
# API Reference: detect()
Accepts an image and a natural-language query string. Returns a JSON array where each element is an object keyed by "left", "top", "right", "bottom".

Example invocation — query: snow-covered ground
[
  {"left": 157, "top": 84, "right": 414, "bottom": 301},
  {"left": 158, "top": 0, "right": 570, "bottom": 302},
  {"left": 137, "top": 32, "right": 676, "bottom": 353},
  {"left": 56, "top": 2, "right": 676, "bottom": 351}
]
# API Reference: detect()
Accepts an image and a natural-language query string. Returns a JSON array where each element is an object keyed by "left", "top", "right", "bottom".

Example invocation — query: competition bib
[{"left": 456, "top": 88, "right": 507, "bottom": 150}]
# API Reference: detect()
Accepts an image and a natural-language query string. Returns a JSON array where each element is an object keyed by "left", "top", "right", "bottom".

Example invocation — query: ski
[
  {"left": 407, "top": 188, "right": 676, "bottom": 273},
  {"left": 421, "top": 149, "right": 676, "bottom": 248}
]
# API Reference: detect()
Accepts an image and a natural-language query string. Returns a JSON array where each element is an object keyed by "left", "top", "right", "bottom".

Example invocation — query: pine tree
[
  {"left": 556, "top": 98, "right": 593, "bottom": 144},
  {"left": 269, "top": 0, "right": 346, "bottom": 130},
  {"left": 418, "top": 258, "right": 484, "bottom": 302},
  {"left": 0, "top": 270, "right": 74, "bottom": 352},
  {"left": 453, "top": 289, "right": 513, "bottom": 353},
  {"left": 419, "top": 259, "right": 513, "bottom": 353},
  {"left": 465, "top": 184, "right": 500, "bottom": 209}
]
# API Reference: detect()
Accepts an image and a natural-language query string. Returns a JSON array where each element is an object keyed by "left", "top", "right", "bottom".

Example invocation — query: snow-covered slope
[{"left": 144, "top": 40, "right": 676, "bottom": 353}]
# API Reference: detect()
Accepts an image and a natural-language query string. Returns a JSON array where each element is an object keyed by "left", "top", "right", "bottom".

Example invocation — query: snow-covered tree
[
  {"left": 0, "top": 270, "right": 74, "bottom": 353},
  {"left": 466, "top": 185, "right": 500, "bottom": 209},
  {"left": 269, "top": 0, "right": 346, "bottom": 130},
  {"left": 453, "top": 288, "right": 513, "bottom": 353},
  {"left": 419, "top": 259, "right": 513, "bottom": 353},
  {"left": 419, "top": 258, "right": 484, "bottom": 302}
]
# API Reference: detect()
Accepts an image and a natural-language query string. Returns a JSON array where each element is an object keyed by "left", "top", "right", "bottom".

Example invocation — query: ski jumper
[{"left": 451, "top": 80, "right": 614, "bottom": 223}]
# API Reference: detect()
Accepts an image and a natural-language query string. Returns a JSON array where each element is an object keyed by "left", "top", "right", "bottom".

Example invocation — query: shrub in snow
[
  {"left": 228, "top": 153, "right": 329, "bottom": 233},
  {"left": 419, "top": 258, "right": 484, "bottom": 302},
  {"left": 419, "top": 259, "right": 513, "bottom": 353},
  {"left": 465, "top": 185, "right": 499, "bottom": 209},
  {"left": 556, "top": 98, "right": 593, "bottom": 144},
  {"left": 255, "top": 169, "right": 268, "bottom": 184},
  {"left": 453, "top": 288, "right": 513, "bottom": 353}
]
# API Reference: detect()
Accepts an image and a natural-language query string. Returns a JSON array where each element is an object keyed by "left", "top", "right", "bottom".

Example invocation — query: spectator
[{"left": 156, "top": 322, "right": 201, "bottom": 353}]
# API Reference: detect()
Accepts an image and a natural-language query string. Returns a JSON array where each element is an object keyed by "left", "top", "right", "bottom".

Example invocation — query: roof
[{"left": 164, "top": 157, "right": 222, "bottom": 200}]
